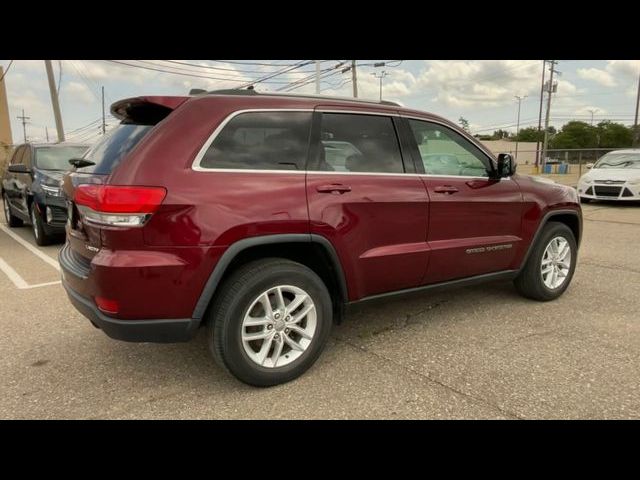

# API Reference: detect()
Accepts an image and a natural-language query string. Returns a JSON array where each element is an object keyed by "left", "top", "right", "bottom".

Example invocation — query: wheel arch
[
  {"left": 518, "top": 208, "right": 582, "bottom": 271},
  {"left": 192, "top": 234, "right": 348, "bottom": 324}
]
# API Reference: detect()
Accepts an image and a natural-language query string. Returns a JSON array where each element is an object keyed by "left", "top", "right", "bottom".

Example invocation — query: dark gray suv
[{"left": 2, "top": 143, "right": 89, "bottom": 245}]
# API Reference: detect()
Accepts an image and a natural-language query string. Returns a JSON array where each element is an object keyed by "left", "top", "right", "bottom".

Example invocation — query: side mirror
[
  {"left": 8, "top": 164, "right": 30, "bottom": 174},
  {"left": 585, "top": 163, "right": 594, "bottom": 169},
  {"left": 496, "top": 153, "right": 516, "bottom": 178}
]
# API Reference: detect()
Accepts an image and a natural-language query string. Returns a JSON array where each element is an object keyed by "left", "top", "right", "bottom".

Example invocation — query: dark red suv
[{"left": 60, "top": 90, "right": 582, "bottom": 386}]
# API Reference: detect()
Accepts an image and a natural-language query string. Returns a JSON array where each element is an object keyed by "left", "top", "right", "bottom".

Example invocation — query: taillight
[
  {"left": 74, "top": 185, "right": 166, "bottom": 227},
  {"left": 95, "top": 296, "right": 119, "bottom": 314}
]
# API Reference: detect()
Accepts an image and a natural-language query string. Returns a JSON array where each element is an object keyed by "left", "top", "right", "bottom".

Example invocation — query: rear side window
[
  {"left": 316, "top": 113, "right": 404, "bottom": 173},
  {"left": 199, "top": 111, "right": 312, "bottom": 171},
  {"left": 80, "top": 124, "right": 153, "bottom": 174}
]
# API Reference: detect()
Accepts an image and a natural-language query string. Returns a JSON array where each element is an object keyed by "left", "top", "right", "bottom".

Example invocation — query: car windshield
[
  {"left": 35, "top": 146, "right": 90, "bottom": 171},
  {"left": 594, "top": 152, "right": 640, "bottom": 169}
]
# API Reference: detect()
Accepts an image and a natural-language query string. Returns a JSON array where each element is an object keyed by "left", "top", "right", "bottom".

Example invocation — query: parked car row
[
  {"left": 2, "top": 90, "right": 584, "bottom": 387},
  {"left": 2, "top": 143, "right": 90, "bottom": 245}
]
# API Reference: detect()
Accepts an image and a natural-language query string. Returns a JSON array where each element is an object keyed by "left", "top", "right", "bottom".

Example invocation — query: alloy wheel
[
  {"left": 241, "top": 285, "right": 317, "bottom": 368},
  {"left": 541, "top": 236, "right": 571, "bottom": 289}
]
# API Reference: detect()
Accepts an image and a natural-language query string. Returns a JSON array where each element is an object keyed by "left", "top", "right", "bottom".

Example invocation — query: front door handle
[
  {"left": 433, "top": 185, "right": 459, "bottom": 194},
  {"left": 316, "top": 184, "right": 352, "bottom": 194}
]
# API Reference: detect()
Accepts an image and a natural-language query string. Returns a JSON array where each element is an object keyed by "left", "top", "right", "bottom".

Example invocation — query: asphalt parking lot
[{"left": 1, "top": 202, "right": 639, "bottom": 419}]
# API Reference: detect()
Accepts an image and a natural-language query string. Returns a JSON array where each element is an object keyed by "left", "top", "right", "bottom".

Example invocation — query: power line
[
  {"left": 160, "top": 59, "right": 333, "bottom": 75},
  {"left": 241, "top": 60, "right": 314, "bottom": 89}
]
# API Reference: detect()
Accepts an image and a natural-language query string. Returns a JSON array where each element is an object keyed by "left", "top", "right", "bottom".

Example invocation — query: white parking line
[
  {"left": 0, "top": 224, "right": 60, "bottom": 271},
  {"left": 0, "top": 257, "right": 61, "bottom": 289},
  {"left": 0, "top": 257, "right": 29, "bottom": 289}
]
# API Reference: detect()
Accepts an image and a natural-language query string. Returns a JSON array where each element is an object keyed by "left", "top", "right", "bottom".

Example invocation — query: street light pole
[
  {"left": 587, "top": 109, "right": 597, "bottom": 126},
  {"left": 514, "top": 95, "right": 527, "bottom": 162},
  {"left": 372, "top": 70, "right": 389, "bottom": 102}
]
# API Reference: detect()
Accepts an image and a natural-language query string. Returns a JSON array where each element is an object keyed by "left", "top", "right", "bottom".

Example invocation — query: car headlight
[
  {"left": 41, "top": 184, "right": 62, "bottom": 196},
  {"left": 580, "top": 178, "right": 593, "bottom": 184}
]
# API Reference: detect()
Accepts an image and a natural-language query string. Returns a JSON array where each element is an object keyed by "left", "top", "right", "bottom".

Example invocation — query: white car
[{"left": 577, "top": 149, "right": 640, "bottom": 202}]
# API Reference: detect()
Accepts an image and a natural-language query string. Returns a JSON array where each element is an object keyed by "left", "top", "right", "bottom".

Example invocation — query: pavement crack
[
  {"left": 580, "top": 260, "right": 640, "bottom": 275},
  {"left": 332, "top": 334, "right": 523, "bottom": 419}
]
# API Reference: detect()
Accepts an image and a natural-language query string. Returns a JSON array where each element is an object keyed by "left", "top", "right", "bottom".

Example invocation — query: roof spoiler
[{"left": 110, "top": 96, "right": 189, "bottom": 122}]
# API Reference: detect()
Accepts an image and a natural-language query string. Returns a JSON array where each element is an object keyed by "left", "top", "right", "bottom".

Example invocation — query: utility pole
[
  {"left": 535, "top": 60, "right": 546, "bottom": 170},
  {"left": 351, "top": 60, "right": 358, "bottom": 98},
  {"left": 372, "top": 71, "right": 389, "bottom": 102},
  {"left": 514, "top": 95, "right": 527, "bottom": 162},
  {"left": 17, "top": 109, "right": 30, "bottom": 143},
  {"left": 45, "top": 127, "right": 49, "bottom": 142},
  {"left": 44, "top": 60, "right": 65, "bottom": 142},
  {"left": 101, "top": 86, "right": 106, "bottom": 134},
  {"left": 587, "top": 109, "right": 597, "bottom": 126},
  {"left": 633, "top": 67, "right": 640, "bottom": 147},
  {"left": 541, "top": 60, "right": 558, "bottom": 167}
]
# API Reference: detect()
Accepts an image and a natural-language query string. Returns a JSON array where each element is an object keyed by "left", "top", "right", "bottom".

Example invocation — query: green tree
[
  {"left": 491, "top": 129, "right": 510, "bottom": 140},
  {"left": 549, "top": 121, "right": 597, "bottom": 149},
  {"left": 514, "top": 126, "right": 547, "bottom": 142},
  {"left": 595, "top": 121, "right": 633, "bottom": 148},
  {"left": 458, "top": 117, "right": 470, "bottom": 133}
]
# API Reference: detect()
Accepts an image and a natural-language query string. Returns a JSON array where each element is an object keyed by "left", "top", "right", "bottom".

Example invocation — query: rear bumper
[{"left": 62, "top": 279, "right": 199, "bottom": 343}]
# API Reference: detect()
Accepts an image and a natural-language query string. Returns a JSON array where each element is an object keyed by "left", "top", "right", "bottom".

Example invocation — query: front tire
[
  {"left": 579, "top": 197, "right": 592, "bottom": 204},
  {"left": 514, "top": 222, "right": 577, "bottom": 301},
  {"left": 30, "top": 204, "right": 53, "bottom": 246},
  {"left": 208, "top": 258, "right": 333, "bottom": 387},
  {"left": 3, "top": 194, "right": 23, "bottom": 227}
]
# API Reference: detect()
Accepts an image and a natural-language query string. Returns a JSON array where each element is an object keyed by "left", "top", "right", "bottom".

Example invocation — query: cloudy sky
[{"left": 1, "top": 60, "right": 639, "bottom": 145}]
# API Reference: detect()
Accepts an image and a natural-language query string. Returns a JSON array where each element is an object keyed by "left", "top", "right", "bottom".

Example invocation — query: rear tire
[
  {"left": 3, "top": 193, "right": 23, "bottom": 227},
  {"left": 514, "top": 222, "right": 577, "bottom": 301},
  {"left": 207, "top": 258, "right": 333, "bottom": 387},
  {"left": 30, "top": 204, "right": 53, "bottom": 246}
]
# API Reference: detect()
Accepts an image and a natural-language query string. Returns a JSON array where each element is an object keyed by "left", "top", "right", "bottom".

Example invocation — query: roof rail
[{"left": 204, "top": 88, "right": 401, "bottom": 106}]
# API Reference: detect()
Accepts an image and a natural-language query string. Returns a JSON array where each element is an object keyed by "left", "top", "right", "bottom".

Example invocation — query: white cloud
[
  {"left": 577, "top": 67, "right": 617, "bottom": 87},
  {"left": 411, "top": 60, "right": 543, "bottom": 107},
  {"left": 62, "top": 81, "right": 95, "bottom": 104}
]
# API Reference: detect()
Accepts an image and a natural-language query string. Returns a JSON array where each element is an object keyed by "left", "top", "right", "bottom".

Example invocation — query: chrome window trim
[{"left": 191, "top": 108, "right": 508, "bottom": 180}]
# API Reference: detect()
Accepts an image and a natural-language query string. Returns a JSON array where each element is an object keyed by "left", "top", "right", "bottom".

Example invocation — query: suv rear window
[
  {"left": 200, "top": 111, "right": 312, "bottom": 171},
  {"left": 79, "top": 124, "right": 153, "bottom": 174}
]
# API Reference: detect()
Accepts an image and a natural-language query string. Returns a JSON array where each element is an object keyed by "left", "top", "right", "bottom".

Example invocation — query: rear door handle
[
  {"left": 316, "top": 184, "right": 351, "bottom": 194},
  {"left": 433, "top": 185, "right": 459, "bottom": 194}
]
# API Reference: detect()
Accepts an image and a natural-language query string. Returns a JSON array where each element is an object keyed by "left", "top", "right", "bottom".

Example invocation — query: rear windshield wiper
[{"left": 69, "top": 158, "right": 96, "bottom": 169}]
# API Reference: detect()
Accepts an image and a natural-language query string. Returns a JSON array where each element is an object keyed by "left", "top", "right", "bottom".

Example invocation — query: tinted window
[
  {"left": 35, "top": 146, "right": 89, "bottom": 171},
  {"left": 200, "top": 111, "right": 312, "bottom": 170},
  {"left": 80, "top": 124, "right": 153, "bottom": 174},
  {"left": 409, "top": 120, "right": 490, "bottom": 177},
  {"left": 317, "top": 113, "right": 403, "bottom": 173}
]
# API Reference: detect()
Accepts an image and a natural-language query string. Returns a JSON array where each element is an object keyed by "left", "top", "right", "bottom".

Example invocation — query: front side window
[
  {"left": 409, "top": 119, "right": 491, "bottom": 177},
  {"left": 200, "top": 111, "right": 312, "bottom": 170},
  {"left": 35, "top": 146, "right": 90, "bottom": 171},
  {"left": 316, "top": 113, "right": 404, "bottom": 173}
]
